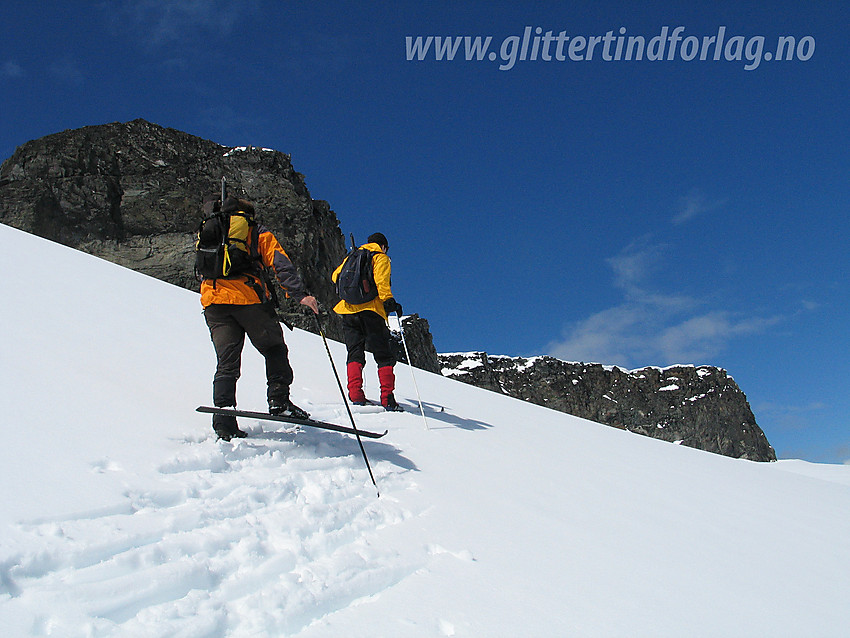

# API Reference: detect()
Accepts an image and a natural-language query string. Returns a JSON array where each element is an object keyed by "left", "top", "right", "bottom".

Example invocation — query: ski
[{"left": 195, "top": 406, "right": 388, "bottom": 439}]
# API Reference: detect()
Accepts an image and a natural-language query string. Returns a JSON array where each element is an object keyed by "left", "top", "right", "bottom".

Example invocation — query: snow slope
[{"left": 1, "top": 222, "right": 849, "bottom": 637}]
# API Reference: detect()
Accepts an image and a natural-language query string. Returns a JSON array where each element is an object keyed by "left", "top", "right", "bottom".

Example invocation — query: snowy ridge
[
  {"left": 222, "top": 146, "right": 276, "bottom": 157},
  {"left": 1, "top": 223, "right": 850, "bottom": 637},
  {"left": 441, "top": 351, "right": 726, "bottom": 378}
]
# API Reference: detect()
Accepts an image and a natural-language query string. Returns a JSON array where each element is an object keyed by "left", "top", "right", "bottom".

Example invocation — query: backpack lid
[{"left": 203, "top": 194, "right": 221, "bottom": 216}]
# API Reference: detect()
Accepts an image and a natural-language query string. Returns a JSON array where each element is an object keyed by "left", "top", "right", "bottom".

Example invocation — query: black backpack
[
  {"left": 195, "top": 196, "right": 261, "bottom": 280},
  {"left": 336, "top": 248, "right": 379, "bottom": 304}
]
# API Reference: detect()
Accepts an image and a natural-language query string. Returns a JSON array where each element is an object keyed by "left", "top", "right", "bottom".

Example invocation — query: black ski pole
[{"left": 315, "top": 311, "right": 380, "bottom": 497}]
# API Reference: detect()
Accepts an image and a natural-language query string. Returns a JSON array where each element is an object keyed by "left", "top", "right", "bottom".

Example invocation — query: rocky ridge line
[{"left": 439, "top": 352, "right": 776, "bottom": 461}]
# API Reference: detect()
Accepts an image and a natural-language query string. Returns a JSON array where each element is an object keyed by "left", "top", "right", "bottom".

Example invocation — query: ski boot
[
  {"left": 213, "top": 411, "right": 248, "bottom": 441},
  {"left": 382, "top": 393, "right": 404, "bottom": 412},
  {"left": 269, "top": 398, "right": 311, "bottom": 420}
]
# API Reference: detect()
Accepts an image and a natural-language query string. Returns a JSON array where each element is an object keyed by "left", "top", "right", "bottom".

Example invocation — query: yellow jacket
[
  {"left": 331, "top": 243, "right": 393, "bottom": 319},
  {"left": 200, "top": 224, "right": 307, "bottom": 307}
]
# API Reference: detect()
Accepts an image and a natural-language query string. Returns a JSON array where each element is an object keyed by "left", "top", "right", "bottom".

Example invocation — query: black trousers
[
  {"left": 341, "top": 311, "right": 395, "bottom": 368},
  {"left": 204, "top": 303, "right": 293, "bottom": 407}
]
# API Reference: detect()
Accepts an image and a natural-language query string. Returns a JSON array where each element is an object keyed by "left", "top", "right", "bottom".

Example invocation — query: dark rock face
[
  {"left": 389, "top": 314, "right": 441, "bottom": 373},
  {"left": 0, "top": 119, "right": 349, "bottom": 333},
  {"left": 0, "top": 119, "right": 438, "bottom": 367},
  {"left": 440, "top": 353, "right": 776, "bottom": 462}
]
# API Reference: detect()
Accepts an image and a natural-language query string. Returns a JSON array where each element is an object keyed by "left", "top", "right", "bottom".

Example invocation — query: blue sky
[{"left": 2, "top": 1, "right": 847, "bottom": 463}]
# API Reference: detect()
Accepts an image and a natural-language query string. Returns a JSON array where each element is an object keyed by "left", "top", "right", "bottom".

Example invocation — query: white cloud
[
  {"left": 547, "top": 303, "right": 778, "bottom": 368},
  {"left": 1, "top": 61, "right": 24, "bottom": 78},
  {"left": 48, "top": 58, "right": 85, "bottom": 86},
  {"left": 547, "top": 303, "right": 649, "bottom": 366},
  {"left": 605, "top": 237, "right": 665, "bottom": 297},
  {"left": 604, "top": 238, "right": 698, "bottom": 313},
  {"left": 655, "top": 311, "right": 782, "bottom": 364},
  {"left": 546, "top": 239, "right": 783, "bottom": 368},
  {"left": 120, "top": 0, "right": 257, "bottom": 46},
  {"left": 673, "top": 188, "right": 726, "bottom": 225}
]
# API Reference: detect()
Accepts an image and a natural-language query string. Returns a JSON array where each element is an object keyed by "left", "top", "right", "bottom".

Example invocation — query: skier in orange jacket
[{"left": 200, "top": 196, "right": 318, "bottom": 440}]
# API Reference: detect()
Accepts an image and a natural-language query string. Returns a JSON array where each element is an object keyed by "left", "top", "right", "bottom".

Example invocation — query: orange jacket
[
  {"left": 331, "top": 243, "right": 393, "bottom": 320},
  {"left": 200, "top": 224, "right": 307, "bottom": 307}
]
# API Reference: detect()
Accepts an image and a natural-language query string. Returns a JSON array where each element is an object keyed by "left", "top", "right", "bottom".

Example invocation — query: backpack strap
[{"left": 245, "top": 222, "right": 280, "bottom": 309}]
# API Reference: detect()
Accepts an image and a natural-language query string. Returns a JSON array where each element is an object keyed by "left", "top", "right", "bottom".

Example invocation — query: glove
[{"left": 383, "top": 298, "right": 402, "bottom": 316}]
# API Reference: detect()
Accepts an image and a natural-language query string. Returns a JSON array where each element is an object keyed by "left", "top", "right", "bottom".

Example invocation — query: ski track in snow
[{"left": 0, "top": 412, "right": 423, "bottom": 637}]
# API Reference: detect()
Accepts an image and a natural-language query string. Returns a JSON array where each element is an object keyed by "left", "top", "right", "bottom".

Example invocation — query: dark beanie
[
  {"left": 222, "top": 196, "right": 254, "bottom": 216},
  {"left": 367, "top": 232, "right": 388, "bottom": 248}
]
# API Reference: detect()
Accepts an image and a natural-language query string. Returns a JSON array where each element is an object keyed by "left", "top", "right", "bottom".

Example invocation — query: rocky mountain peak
[
  {"left": 1, "top": 119, "right": 350, "bottom": 335},
  {"left": 440, "top": 352, "right": 776, "bottom": 461}
]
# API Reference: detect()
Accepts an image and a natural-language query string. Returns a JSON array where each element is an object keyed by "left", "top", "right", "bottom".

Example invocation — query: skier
[
  {"left": 331, "top": 232, "right": 404, "bottom": 411},
  {"left": 200, "top": 195, "right": 319, "bottom": 441}
]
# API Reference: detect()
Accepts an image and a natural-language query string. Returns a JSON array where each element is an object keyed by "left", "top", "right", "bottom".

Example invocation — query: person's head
[
  {"left": 222, "top": 196, "right": 254, "bottom": 216},
  {"left": 367, "top": 232, "right": 388, "bottom": 252}
]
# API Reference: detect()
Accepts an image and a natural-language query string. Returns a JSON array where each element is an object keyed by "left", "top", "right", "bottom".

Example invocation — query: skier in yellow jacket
[
  {"left": 201, "top": 195, "right": 319, "bottom": 440},
  {"left": 331, "top": 232, "right": 403, "bottom": 411}
]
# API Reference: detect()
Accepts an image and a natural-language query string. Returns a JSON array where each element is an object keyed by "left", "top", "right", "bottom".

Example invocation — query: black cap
[
  {"left": 367, "top": 232, "right": 388, "bottom": 249},
  {"left": 222, "top": 197, "right": 254, "bottom": 216}
]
